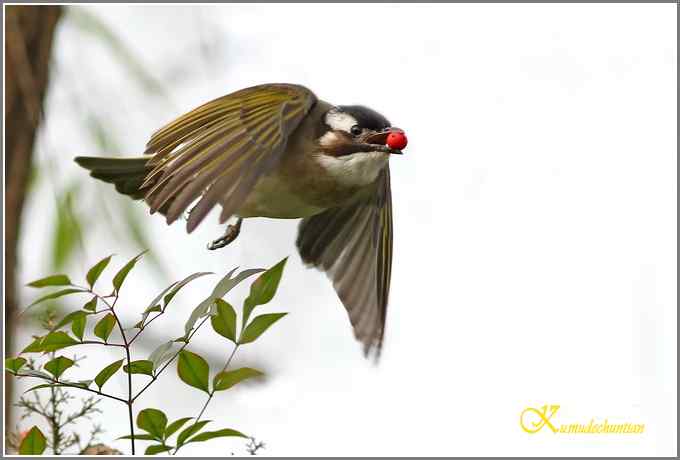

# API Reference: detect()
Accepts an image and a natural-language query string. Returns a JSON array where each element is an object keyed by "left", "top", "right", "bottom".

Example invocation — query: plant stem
[
  {"left": 201, "top": 345, "right": 239, "bottom": 421},
  {"left": 194, "top": 395, "right": 213, "bottom": 429},
  {"left": 218, "top": 345, "right": 239, "bottom": 375},
  {"left": 128, "top": 310, "right": 164, "bottom": 345},
  {"left": 109, "top": 302, "right": 136, "bottom": 455},
  {"left": 96, "top": 289, "right": 136, "bottom": 456},
  {"left": 126, "top": 401, "right": 135, "bottom": 454},
  {"left": 79, "top": 340, "right": 126, "bottom": 347}
]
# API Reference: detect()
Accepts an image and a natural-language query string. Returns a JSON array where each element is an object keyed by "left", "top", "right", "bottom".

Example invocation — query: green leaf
[
  {"left": 137, "top": 272, "right": 212, "bottom": 330},
  {"left": 25, "top": 288, "right": 85, "bottom": 311},
  {"left": 177, "top": 420, "right": 211, "bottom": 446},
  {"left": 163, "top": 272, "right": 213, "bottom": 308},
  {"left": 137, "top": 408, "right": 167, "bottom": 440},
  {"left": 213, "top": 367, "right": 263, "bottom": 391},
  {"left": 71, "top": 313, "right": 87, "bottom": 341},
  {"left": 22, "top": 337, "right": 44, "bottom": 353},
  {"left": 165, "top": 417, "right": 193, "bottom": 438},
  {"left": 135, "top": 300, "right": 160, "bottom": 329},
  {"left": 177, "top": 350, "right": 210, "bottom": 393},
  {"left": 25, "top": 383, "right": 63, "bottom": 393},
  {"left": 44, "top": 356, "right": 74, "bottom": 379},
  {"left": 210, "top": 299, "right": 237, "bottom": 342},
  {"left": 118, "top": 433, "right": 157, "bottom": 441},
  {"left": 94, "top": 313, "right": 116, "bottom": 342},
  {"left": 212, "top": 268, "right": 264, "bottom": 300},
  {"left": 24, "top": 381, "right": 90, "bottom": 393},
  {"left": 239, "top": 313, "right": 288, "bottom": 344},
  {"left": 123, "top": 360, "right": 153, "bottom": 376},
  {"left": 145, "top": 444, "right": 173, "bottom": 455},
  {"left": 5, "top": 357, "right": 27, "bottom": 374},
  {"left": 148, "top": 341, "right": 176, "bottom": 371},
  {"left": 183, "top": 268, "right": 260, "bottom": 337},
  {"left": 27, "top": 274, "right": 72, "bottom": 288},
  {"left": 186, "top": 428, "right": 246, "bottom": 444},
  {"left": 19, "top": 426, "right": 46, "bottom": 454},
  {"left": 83, "top": 297, "right": 97, "bottom": 312},
  {"left": 24, "top": 374, "right": 92, "bottom": 393},
  {"left": 113, "top": 250, "right": 146, "bottom": 293},
  {"left": 94, "top": 359, "right": 124, "bottom": 389},
  {"left": 53, "top": 310, "right": 88, "bottom": 331},
  {"left": 250, "top": 259, "right": 287, "bottom": 304},
  {"left": 41, "top": 331, "right": 79, "bottom": 352},
  {"left": 242, "top": 258, "right": 287, "bottom": 326},
  {"left": 144, "top": 283, "right": 177, "bottom": 314},
  {"left": 183, "top": 300, "right": 212, "bottom": 337},
  {"left": 86, "top": 255, "right": 112, "bottom": 288}
]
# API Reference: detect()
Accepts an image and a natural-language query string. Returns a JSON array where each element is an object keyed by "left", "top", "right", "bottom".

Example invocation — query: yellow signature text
[{"left": 520, "top": 405, "right": 645, "bottom": 435}]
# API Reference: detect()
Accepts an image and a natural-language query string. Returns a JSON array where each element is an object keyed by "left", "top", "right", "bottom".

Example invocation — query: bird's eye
[{"left": 350, "top": 125, "right": 362, "bottom": 136}]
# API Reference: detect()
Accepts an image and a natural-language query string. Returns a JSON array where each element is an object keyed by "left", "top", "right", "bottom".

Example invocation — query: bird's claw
[{"left": 207, "top": 220, "right": 242, "bottom": 251}]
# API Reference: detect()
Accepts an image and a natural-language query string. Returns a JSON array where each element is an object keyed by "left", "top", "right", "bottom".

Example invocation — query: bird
[{"left": 74, "top": 83, "right": 407, "bottom": 358}]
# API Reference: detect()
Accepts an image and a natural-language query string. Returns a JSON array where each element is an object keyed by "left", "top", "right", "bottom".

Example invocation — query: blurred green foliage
[
  {"left": 65, "top": 7, "right": 168, "bottom": 98},
  {"left": 30, "top": 7, "right": 176, "bottom": 290},
  {"left": 51, "top": 182, "right": 85, "bottom": 272}
]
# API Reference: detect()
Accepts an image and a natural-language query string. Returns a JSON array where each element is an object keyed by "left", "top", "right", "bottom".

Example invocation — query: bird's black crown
[{"left": 337, "top": 105, "right": 391, "bottom": 130}]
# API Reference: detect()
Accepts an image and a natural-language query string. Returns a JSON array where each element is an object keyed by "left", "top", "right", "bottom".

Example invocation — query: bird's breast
[
  {"left": 235, "top": 150, "right": 383, "bottom": 219},
  {"left": 314, "top": 151, "right": 389, "bottom": 188},
  {"left": 236, "top": 173, "right": 326, "bottom": 219}
]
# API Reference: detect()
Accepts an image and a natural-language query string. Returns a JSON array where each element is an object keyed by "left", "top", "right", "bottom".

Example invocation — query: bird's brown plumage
[
  {"left": 141, "top": 83, "right": 317, "bottom": 232},
  {"left": 75, "top": 83, "right": 394, "bottom": 357}
]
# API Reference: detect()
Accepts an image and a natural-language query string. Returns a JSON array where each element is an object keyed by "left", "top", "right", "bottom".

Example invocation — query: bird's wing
[
  {"left": 296, "top": 166, "right": 393, "bottom": 357},
  {"left": 141, "top": 83, "right": 317, "bottom": 232}
]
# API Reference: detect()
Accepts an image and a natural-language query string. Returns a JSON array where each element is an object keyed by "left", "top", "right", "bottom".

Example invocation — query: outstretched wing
[
  {"left": 141, "top": 83, "right": 317, "bottom": 232},
  {"left": 296, "top": 167, "right": 393, "bottom": 357}
]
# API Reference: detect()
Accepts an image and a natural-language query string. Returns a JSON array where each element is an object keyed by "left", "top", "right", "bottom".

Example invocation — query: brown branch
[{"left": 4, "top": 4, "right": 63, "bottom": 429}]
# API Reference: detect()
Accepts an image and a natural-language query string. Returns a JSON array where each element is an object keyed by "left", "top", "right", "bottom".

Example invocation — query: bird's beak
[{"left": 363, "top": 128, "right": 404, "bottom": 155}]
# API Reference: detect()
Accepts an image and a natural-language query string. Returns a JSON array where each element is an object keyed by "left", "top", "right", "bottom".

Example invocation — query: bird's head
[{"left": 315, "top": 105, "right": 406, "bottom": 186}]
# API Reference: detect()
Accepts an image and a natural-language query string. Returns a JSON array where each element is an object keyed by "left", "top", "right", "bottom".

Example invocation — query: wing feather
[
  {"left": 141, "top": 84, "right": 316, "bottom": 231},
  {"left": 296, "top": 167, "right": 393, "bottom": 357}
]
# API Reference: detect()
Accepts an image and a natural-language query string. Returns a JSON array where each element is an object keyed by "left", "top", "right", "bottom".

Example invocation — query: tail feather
[{"left": 74, "top": 156, "right": 152, "bottom": 200}]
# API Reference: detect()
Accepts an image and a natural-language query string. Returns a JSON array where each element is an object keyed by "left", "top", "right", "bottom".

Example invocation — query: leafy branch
[{"left": 6, "top": 253, "right": 289, "bottom": 455}]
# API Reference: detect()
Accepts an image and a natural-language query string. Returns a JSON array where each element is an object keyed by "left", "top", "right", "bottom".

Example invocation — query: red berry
[{"left": 386, "top": 131, "right": 408, "bottom": 150}]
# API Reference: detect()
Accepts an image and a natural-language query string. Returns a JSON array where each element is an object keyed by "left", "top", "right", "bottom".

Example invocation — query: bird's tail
[{"left": 74, "top": 156, "right": 152, "bottom": 200}]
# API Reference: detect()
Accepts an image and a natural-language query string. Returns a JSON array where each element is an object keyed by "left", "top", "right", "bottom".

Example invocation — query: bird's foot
[{"left": 207, "top": 218, "right": 243, "bottom": 251}]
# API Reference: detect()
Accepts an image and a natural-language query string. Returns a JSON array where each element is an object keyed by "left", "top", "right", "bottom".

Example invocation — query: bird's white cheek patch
[
  {"left": 317, "top": 152, "right": 389, "bottom": 187},
  {"left": 325, "top": 111, "right": 358, "bottom": 133},
  {"left": 318, "top": 131, "right": 341, "bottom": 147}
]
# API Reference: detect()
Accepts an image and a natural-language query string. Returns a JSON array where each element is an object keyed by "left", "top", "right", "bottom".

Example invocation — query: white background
[{"left": 12, "top": 4, "right": 677, "bottom": 456}]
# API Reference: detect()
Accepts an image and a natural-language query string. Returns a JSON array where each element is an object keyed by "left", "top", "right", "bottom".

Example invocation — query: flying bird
[{"left": 75, "top": 83, "right": 407, "bottom": 357}]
